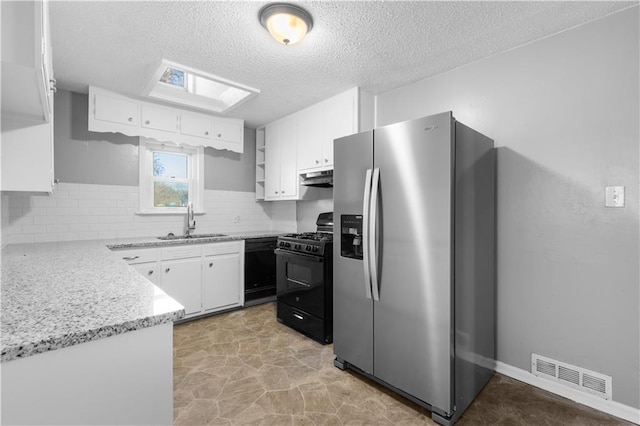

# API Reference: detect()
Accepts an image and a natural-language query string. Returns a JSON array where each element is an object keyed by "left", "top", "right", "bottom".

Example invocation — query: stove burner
[{"left": 282, "top": 232, "right": 333, "bottom": 242}]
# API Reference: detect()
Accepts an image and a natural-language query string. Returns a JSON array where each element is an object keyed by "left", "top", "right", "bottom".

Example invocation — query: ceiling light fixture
[{"left": 259, "top": 3, "right": 313, "bottom": 46}]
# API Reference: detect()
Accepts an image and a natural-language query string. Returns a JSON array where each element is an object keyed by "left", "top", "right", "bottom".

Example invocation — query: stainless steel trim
[
  {"left": 293, "top": 313, "right": 304, "bottom": 320},
  {"left": 370, "top": 167, "right": 380, "bottom": 302},
  {"left": 122, "top": 256, "right": 140, "bottom": 261},
  {"left": 362, "top": 169, "right": 373, "bottom": 300}
]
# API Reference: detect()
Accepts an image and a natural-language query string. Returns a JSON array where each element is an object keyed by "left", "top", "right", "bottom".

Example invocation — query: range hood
[{"left": 300, "top": 170, "right": 333, "bottom": 187}]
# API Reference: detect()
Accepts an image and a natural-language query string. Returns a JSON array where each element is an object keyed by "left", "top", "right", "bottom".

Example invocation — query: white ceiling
[{"left": 49, "top": 1, "right": 635, "bottom": 129}]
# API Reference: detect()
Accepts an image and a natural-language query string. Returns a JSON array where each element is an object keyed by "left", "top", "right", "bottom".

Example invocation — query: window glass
[
  {"left": 159, "top": 67, "right": 186, "bottom": 89},
  {"left": 153, "top": 152, "right": 188, "bottom": 178},
  {"left": 154, "top": 182, "right": 189, "bottom": 207}
]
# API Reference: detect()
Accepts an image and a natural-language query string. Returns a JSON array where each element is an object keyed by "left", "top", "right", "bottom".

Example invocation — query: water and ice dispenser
[{"left": 340, "top": 215, "right": 363, "bottom": 259}]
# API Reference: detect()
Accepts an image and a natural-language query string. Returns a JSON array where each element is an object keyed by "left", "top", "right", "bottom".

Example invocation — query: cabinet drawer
[
  {"left": 203, "top": 241, "right": 240, "bottom": 256},
  {"left": 161, "top": 245, "right": 202, "bottom": 260},
  {"left": 114, "top": 248, "right": 158, "bottom": 264}
]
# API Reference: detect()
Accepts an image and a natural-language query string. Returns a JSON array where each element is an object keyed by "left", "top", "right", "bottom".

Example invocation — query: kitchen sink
[{"left": 157, "top": 233, "right": 227, "bottom": 240}]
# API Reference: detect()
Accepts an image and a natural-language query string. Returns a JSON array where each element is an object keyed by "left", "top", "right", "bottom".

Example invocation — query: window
[{"left": 138, "top": 138, "right": 204, "bottom": 214}]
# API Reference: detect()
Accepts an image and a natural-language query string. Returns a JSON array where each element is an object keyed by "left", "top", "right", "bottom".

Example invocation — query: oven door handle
[
  {"left": 274, "top": 248, "right": 324, "bottom": 263},
  {"left": 287, "top": 277, "right": 311, "bottom": 287},
  {"left": 362, "top": 169, "right": 373, "bottom": 300}
]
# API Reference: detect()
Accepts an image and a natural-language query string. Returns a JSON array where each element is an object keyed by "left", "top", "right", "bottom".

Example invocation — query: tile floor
[{"left": 173, "top": 302, "right": 632, "bottom": 425}]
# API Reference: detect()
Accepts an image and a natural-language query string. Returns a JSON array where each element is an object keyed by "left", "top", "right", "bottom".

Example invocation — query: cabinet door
[
  {"left": 203, "top": 253, "right": 240, "bottom": 311},
  {"left": 297, "top": 105, "right": 322, "bottom": 171},
  {"left": 213, "top": 118, "right": 243, "bottom": 144},
  {"left": 181, "top": 112, "right": 212, "bottom": 139},
  {"left": 95, "top": 93, "right": 139, "bottom": 126},
  {"left": 321, "top": 90, "right": 357, "bottom": 169},
  {"left": 264, "top": 122, "right": 281, "bottom": 200},
  {"left": 141, "top": 105, "right": 178, "bottom": 133},
  {"left": 132, "top": 263, "right": 160, "bottom": 286},
  {"left": 161, "top": 258, "right": 202, "bottom": 315},
  {"left": 279, "top": 116, "right": 298, "bottom": 198}
]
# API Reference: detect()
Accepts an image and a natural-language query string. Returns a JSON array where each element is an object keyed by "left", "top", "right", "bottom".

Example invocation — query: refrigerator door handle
[
  {"left": 370, "top": 167, "right": 380, "bottom": 302},
  {"left": 362, "top": 169, "right": 373, "bottom": 300}
]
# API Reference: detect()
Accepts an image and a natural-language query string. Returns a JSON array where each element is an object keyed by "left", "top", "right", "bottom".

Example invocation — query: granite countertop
[
  {"left": 1, "top": 230, "right": 287, "bottom": 363},
  {"left": 107, "top": 230, "right": 285, "bottom": 250}
]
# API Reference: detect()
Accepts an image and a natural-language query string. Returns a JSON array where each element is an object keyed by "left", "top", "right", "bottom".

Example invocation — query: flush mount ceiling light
[{"left": 259, "top": 3, "right": 313, "bottom": 45}]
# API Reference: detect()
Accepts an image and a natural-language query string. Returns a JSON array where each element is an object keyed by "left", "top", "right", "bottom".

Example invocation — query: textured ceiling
[{"left": 49, "top": 1, "right": 636, "bottom": 129}]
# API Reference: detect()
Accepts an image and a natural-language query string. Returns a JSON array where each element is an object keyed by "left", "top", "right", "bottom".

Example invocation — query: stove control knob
[
  {"left": 294, "top": 244, "right": 300, "bottom": 250},
  {"left": 313, "top": 246, "right": 318, "bottom": 252}
]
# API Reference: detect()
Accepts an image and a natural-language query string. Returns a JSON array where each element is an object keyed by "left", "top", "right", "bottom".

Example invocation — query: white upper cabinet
[
  {"left": 141, "top": 105, "right": 179, "bottom": 133},
  {"left": 1, "top": 0, "right": 55, "bottom": 123},
  {"left": 88, "top": 87, "right": 245, "bottom": 153},
  {"left": 257, "top": 87, "right": 373, "bottom": 201},
  {"left": 264, "top": 116, "right": 298, "bottom": 201},
  {"left": 296, "top": 104, "right": 323, "bottom": 171},
  {"left": 213, "top": 118, "right": 244, "bottom": 145},
  {"left": 181, "top": 112, "right": 212, "bottom": 139},
  {"left": 1, "top": 0, "right": 55, "bottom": 193},
  {"left": 94, "top": 94, "right": 139, "bottom": 127},
  {"left": 319, "top": 89, "right": 358, "bottom": 170}
]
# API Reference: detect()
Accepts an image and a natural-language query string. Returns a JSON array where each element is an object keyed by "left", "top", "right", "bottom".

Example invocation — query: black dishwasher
[{"left": 244, "top": 237, "right": 278, "bottom": 305}]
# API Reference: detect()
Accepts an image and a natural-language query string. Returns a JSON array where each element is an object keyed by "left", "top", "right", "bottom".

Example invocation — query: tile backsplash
[{"left": 3, "top": 183, "right": 297, "bottom": 244}]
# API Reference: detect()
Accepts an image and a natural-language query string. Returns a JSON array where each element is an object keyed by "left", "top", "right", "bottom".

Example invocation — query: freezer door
[
  {"left": 333, "top": 130, "right": 374, "bottom": 374},
  {"left": 372, "top": 112, "right": 454, "bottom": 414}
]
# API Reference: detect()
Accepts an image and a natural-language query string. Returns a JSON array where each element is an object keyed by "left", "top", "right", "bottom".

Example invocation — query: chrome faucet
[{"left": 186, "top": 203, "right": 196, "bottom": 236}]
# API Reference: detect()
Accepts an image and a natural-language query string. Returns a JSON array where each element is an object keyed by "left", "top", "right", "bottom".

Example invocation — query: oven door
[{"left": 275, "top": 248, "right": 325, "bottom": 318}]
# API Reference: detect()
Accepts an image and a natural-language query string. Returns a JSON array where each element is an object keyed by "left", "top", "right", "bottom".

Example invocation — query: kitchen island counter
[
  {"left": 1, "top": 230, "right": 288, "bottom": 362},
  {"left": 1, "top": 240, "right": 185, "bottom": 363}
]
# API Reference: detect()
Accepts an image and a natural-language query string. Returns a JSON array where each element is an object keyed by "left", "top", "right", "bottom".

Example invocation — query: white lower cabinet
[
  {"left": 161, "top": 247, "right": 203, "bottom": 316},
  {"left": 203, "top": 242, "right": 243, "bottom": 312},
  {"left": 113, "top": 240, "right": 244, "bottom": 320}
]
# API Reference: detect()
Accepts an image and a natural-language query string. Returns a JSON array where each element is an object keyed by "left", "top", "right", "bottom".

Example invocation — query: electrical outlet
[
  {"left": 605, "top": 186, "right": 625, "bottom": 207},
  {"left": 233, "top": 215, "right": 240, "bottom": 223}
]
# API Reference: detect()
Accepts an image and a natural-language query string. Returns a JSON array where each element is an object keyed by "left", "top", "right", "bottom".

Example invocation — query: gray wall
[
  {"left": 54, "top": 89, "right": 256, "bottom": 191},
  {"left": 377, "top": 8, "right": 639, "bottom": 408}
]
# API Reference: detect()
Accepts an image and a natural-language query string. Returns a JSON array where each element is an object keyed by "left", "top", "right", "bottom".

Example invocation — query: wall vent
[{"left": 531, "top": 353, "right": 612, "bottom": 400}]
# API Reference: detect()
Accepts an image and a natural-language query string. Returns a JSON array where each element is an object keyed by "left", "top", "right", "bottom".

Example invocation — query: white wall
[
  {"left": 376, "top": 7, "right": 639, "bottom": 410},
  {"left": 3, "top": 183, "right": 296, "bottom": 244}
]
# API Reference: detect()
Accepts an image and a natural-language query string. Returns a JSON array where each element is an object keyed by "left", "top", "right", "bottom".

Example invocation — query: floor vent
[{"left": 531, "top": 353, "right": 612, "bottom": 400}]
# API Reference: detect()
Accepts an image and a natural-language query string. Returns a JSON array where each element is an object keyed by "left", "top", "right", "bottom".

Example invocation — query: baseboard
[{"left": 496, "top": 361, "right": 640, "bottom": 425}]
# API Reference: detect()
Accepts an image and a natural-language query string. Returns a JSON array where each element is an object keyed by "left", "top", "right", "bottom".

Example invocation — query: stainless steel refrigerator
[{"left": 333, "top": 111, "right": 495, "bottom": 425}]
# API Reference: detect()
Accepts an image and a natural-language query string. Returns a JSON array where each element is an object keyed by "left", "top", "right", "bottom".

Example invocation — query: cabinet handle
[
  {"left": 293, "top": 313, "right": 304, "bottom": 320},
  {"left": 209, "top": 262, "right": 213, "bottom": 267},
  {"left": 324, "top": 158, "right": 329, "bottom": 163},
  {"left": 148, "top": 270, "right": 154, "bottom": 275},
  {"left": 281, "top": 190, "right": 285, "bottom": 194},
  {"left": 123, "top": 256, "right": 139, "bottom": 261},
  {"left": 217, "top": 133, "right": 222, "bottom": 138},
  {"left": 145, "top": 120, "right": 151, "bottom": 125},
  {"left": 274, "top": 191, "right": 279, "bottom": 194},
  {"left": 204, "top": 131, "right": 209, "bottom": 135},
  {"left": 50, "top": 78, "right": 57, "bottom": 94},
  {"left": 128, "top": 117, "right": 133, "bottom": 122},
  {"left": 315, "top": 160, "right": 320, "bottom": 164},
  {"left": 165, "top": 268, "right": 170, "bottom": 273}
]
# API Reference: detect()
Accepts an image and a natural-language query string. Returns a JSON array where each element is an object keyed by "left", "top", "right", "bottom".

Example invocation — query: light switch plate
[{"left": 605, "top": 186, "right": 625, "bottom": 207}]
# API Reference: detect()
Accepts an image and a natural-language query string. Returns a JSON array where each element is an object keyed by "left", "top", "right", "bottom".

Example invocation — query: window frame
[{"left": 138, "top": 137, "right": 204, "bottom": 214}]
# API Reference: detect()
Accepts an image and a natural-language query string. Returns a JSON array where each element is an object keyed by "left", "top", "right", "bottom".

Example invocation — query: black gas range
[{"left": 275, "top": 213, "right": 333, "bottom": 344}]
